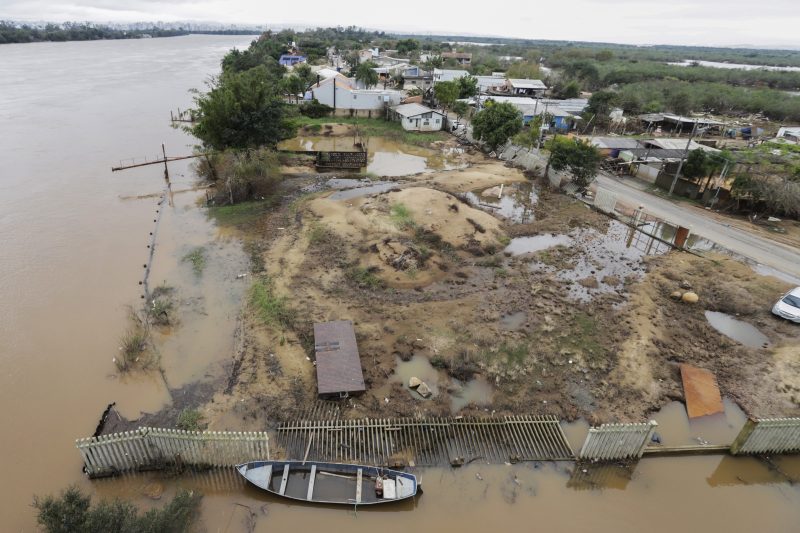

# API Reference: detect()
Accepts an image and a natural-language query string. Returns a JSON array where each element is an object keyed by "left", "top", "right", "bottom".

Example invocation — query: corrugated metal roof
[
  {"left": 643, "top": 138, "right": 720, "bottom": 152},
  {"left": 589, "top": 137, "right": 643, "bottom": 150},
  {"left": 509, "top": 78, "right": 547, "bottom": 90},
  {"left": 433, "top": 68, "right": 470, "bottom": 82},
  {"left": 314, "top": 320, "right": 365, "bottom": 396},
  {"left": 392, "top": 103, "right": 440, "bottom": 117}
]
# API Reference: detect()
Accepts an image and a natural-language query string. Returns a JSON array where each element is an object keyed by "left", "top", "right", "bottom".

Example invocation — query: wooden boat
[{"left": 236, "top": 460, "right": 419, "bottom": 505}]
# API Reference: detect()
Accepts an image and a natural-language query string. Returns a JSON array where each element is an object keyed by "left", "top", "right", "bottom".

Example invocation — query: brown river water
[{"left": 1, "top": 35, "right": 800, "bottom": 532}]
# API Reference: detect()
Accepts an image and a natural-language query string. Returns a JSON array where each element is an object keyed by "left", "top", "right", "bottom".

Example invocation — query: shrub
[
  {"left": 176, "top": 408, "right": 205, "bottom": 431},
  {"left": 34, "top": 486, "right": 202, "bottom": 533},
  {"left": 299, "top": 98, "right": 333, "bottom": 118}
]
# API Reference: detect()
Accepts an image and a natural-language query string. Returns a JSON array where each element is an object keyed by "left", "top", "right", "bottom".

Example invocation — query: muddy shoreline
[{"left": 103, "top": 129, "right": 800, "bottom": 438}]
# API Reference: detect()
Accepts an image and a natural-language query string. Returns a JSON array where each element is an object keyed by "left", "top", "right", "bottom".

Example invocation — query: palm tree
[{"left": 355, "top": 61, "right": 379, "bottom": 89}]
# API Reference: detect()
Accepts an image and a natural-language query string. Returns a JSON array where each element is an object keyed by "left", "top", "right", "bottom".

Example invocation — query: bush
[
  {"left": 202, "top": 148, "right": 280, "bottom": 205},
  {"left": 299, "top": 98, "right": 333, "bottom": 118},
  {"left": 176, "top": 408, "right": 205, "bottom": 431},
  {"left": 34, "top": 486, "right": 202, "bottom": 533}
]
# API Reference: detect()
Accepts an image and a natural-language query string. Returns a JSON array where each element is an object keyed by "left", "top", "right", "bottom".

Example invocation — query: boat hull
[{"left": 236, "top": 460, "right": 418, "bottom": 506}]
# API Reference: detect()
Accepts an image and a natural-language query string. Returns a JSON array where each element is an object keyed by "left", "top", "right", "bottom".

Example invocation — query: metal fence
[
  {"left": 76, "top": 427, "right": 270, "bottom": 478},
  {"left": 593, "top": 188, "right": 618, "bottom": 214},
  {"left": 579, "top": 421, "right": 658, "bottom": 461},
  {"left": 730, "top": 418, "right": 800, "bottom": 455}
]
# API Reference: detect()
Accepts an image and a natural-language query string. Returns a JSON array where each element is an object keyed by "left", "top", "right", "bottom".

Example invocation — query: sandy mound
[{"left": 418, "top": 161, "right": 528, "bottom": 193}]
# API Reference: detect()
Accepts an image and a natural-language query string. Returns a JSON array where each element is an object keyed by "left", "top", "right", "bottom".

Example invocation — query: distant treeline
[{"left": 0, "top": 22, "right": 187, "bottom": 44}]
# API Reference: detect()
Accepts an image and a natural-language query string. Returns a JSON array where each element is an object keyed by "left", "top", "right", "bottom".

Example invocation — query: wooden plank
[
  {"left": 356, "top": 468, "right": 363, "bottom": 504},
  {"left": 279, "top": 464, "right": 290, "bottom": 495},
  {"left": 307, "top": 465, "right": 317, "bottom": 500},
  {"left": 680, "top": 364, "right": 724, "bottom": 418}
]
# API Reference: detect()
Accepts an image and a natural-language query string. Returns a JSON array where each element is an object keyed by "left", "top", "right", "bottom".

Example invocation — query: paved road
[{"left": 595, "top": 173, "right": 800, "bottom": 280}]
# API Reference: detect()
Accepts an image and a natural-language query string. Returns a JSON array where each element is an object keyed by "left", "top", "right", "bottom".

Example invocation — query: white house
[
  {"left": 306, "top": 75, "right": 404, "bottom": 117},
  {"left": 391, "top": 103, "right": 445, "bottom": 131},
  {"left": 433, "top": 68, "right": 470, "bottom": 84},
  {"left": 777, "top": 126, "right": 800, "bottom": 144}
]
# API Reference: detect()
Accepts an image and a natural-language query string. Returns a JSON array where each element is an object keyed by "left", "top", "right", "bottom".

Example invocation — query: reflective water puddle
[{"left": 704, "top": 311, "right": 771, "bottom": 349}]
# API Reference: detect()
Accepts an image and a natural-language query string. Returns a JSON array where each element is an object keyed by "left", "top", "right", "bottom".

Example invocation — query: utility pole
[{"left": 668, "top": 119, "right": 698, "bottom": 196}]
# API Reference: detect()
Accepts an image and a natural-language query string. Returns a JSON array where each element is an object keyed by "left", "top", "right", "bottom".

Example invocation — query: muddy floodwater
[{"left": 2, "top": 35, "right": 800, "bottom": 533}]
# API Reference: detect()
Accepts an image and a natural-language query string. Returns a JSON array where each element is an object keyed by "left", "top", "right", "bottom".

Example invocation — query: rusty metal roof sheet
[
  {"left": 680, "top": 364, "right": 724, "bottom": 418},
  {"left": 314, "top": 320, "right": 365, "bottom": 396}
]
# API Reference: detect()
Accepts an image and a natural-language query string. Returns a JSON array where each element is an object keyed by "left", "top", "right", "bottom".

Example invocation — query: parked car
[{"left": 772, "top": 286, "right": 800, "bottom": 323}]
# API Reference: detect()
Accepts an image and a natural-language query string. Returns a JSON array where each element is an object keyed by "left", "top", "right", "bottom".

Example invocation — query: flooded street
[{"left": 1, "top": 35, "right": 800, "bottom": 533}]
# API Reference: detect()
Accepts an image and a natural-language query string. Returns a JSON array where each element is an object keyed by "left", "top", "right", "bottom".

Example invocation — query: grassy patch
[
  {"left": 182, "top": 247, "right": 206, "bottom": 276},
  {"left": 390, "top": 203, "right": 415, "bottom": 230},
  {"left": 498, "top": 341, "right": 528, "bottom": 366},
  {"left": 308, "top": 221, "right": 334, "bottom": 245},
  {"left": 176, "top": 408, "right": 205, "bottom": 431},
  {"left": 291, "top": 117, "right": 448, "bottom": 146},
  {"left": 146, "top": 284, "right": 175, "bottom": 326},
  {"left": 208, "top": 199, "right": 274, "bottom": 226},
  {"left": 345, "top": 266, "right": 384, "bottom": 289},
  {"left": 115, "top": 310, "right": 159, "bottom": 373},
  {"left": 557, "top": 312, "right": 607, "bottom": 359},
  {"left": 250, "top": 277, "right": 295, "bottom": 328}
]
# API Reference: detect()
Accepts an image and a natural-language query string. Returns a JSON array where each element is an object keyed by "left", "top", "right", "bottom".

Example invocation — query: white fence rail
[
  {"left": 731, "top": 418, "right": 800, "bottom": 455},
  {"left": 579, "top": 421, "right": 658, "bottom": 461},
  {"left": 76, "top": 427, "right": 270, "bottom": 478}
]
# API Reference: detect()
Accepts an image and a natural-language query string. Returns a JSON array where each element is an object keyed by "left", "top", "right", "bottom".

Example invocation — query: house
[
  {"left": 306, "top": 74, "right": 404, "bottom": 117},
  {"left": 479, "top": 96, "right": 580, "bottom": 131},
  {"left": 588, "top": 137, "right": 643, "bottom": 157},
  {"left": 433, "top": 68, "right": 470, "bottom": 84},
  {"left": 314, "top": 320, "right": 365, "bottom": 398},
  {"left": 391, "top": 103, "right": 445, "bottom": 131},
  {"left": 359, "top": 48, "right": 380, "bottom": 63},
  {"left": 640, "top": 138, "right": 720, "bottom": 153},
  {"left": 490, "top": 78, "right": 547, "bottom": 97},
  {"left": 279, "top": 54, "right": 306, "bottom": 67},
  {"left": 442, "top": 51, "right": 472, "bottom": 66},
  {"left": 402, "top": 66, "right": 434, "bottom": 91},
  {"left": 474, "top": 74, "right": 506, "bottom": 94},
  {"left": 638, "top": 113, "right": 724, "bottom": 135},
  {"left": 777, "top": 126, "right": 800, "bottom": 144}
]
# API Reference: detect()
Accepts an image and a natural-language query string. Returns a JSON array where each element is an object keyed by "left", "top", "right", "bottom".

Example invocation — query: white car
[{"left": 772, "top": 286, "right": 800, "bottom": 323}]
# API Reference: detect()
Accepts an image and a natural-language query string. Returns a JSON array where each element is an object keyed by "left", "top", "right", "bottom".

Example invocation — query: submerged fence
[
  {"left": 730, "top": 418, "right": 800, "bottom": 455},
  {"left": 579, "top": 421, "right": 658, "bottom": 461},
  {"left": 76, "top": 427, "right": 270, "bottom": 478}
]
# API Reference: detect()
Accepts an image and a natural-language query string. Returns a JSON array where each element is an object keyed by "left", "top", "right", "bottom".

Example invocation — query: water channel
[{"left": 1, "top": 35, "right": 799, "bottom": 531}]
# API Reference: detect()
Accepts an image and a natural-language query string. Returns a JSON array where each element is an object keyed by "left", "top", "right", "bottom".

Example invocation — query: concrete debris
[
  {"left": 416, "top": 382, "right": 432, "bottom": 398},
  {"left": 408, "top": 376, "right": 422, "bottom": 389}
]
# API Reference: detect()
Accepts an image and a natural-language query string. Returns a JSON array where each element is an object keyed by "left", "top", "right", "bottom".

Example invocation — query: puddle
[
  {"left": 278, "top": 135, "right": 466, "bottom": 177},
  {"left": 450, "top": 376, "right": 493, "bottom": 412},
  {"left": 326, "top": 178, "right": 399, "bottom": 200},
  {"left": 704, "top": 311, "right": 771, "bottom": 349},
  {"left": 505, "top": 234, "right": 571, "bottom": 256},
  {"left": 392, "top": 354, "right": 441, "bottom": 398},
  {"left": 650, "top": 398, "right": 748, "bottom": 446},
  {"left": 752, "top": 263, "right": 800, "bottom": 285},
  {"left": 464, "top": 181, "right": 538, "bottom": 223},
  {"left": 553, "top": 221, "right": 659, "bottom": 302},
  {"left": 500, "top": 311, "right": 527, "bottom": 330}
]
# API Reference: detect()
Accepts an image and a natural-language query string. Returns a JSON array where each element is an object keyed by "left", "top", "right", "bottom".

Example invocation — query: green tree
[
  {"left": 191, "top": 66, "right": 295, "bottom": 150},
  {"left": 34, "top": 486, "right": 202, "bottom": 533},
  {"left": 585, "top": 90, "right": 618, "bottom": 128},
  {"left": 434, "top": 81, "right": 460, "bottom": 113},
  {"left": 355, "top": 61, "right": 380, "bottom": 88},
  {"left": 282, "top": 74, "right": 307, "bottom": 102},
  {"left": 682, "top": 149, "right": 713, "bottom": 180},
  {"left": 548, "top": 137, "right": 602, "bottom": 189},
  {"left": 472, "top": 101, "right": 522, "bottom": 152},
  {"left": 452, "top": 101, "right": 470, "bottom": 122},
  {"left": 513, "top": 116, "right": 543, "bottom": 148},
  {"left": 293, "top": 63, "right": 316, "bottom": 87},
  {"left": 506, "top": 61, "right": 542, "bottom": 80},
  {"left": 396, "top": 38, "right": 419, "bottom": 55},
  {"left": 553, "top": 79, "right": 581, "bottom": 99},
  {"left": 668, "top": 89, "right": 692, "bottom": 115},
  {"left": 457, "top": 75, "right": 479, "bottom": 98}
]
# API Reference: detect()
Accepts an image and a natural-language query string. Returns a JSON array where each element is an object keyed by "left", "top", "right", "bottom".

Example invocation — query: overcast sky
[{"left": 2, "top": 0, "right": 799, "bottom": 48}]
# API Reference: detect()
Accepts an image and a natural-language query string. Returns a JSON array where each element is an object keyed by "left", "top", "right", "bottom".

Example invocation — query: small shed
[
  {"left": 390, "top": 103, "right": 445, "bottom": 131},
  {"left": 314, "top": 320, "right": 366, "bottom": 398}
]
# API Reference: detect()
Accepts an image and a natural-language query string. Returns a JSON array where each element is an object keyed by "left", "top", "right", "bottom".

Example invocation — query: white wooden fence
[
  {"left": 76, "top": 427, "right": 270, "bottom": 478},
  {"left": 579, "top": 421, "right": 658, "bottom": 461},
  {"left": 730, "top": 418, "right": 800, "bottom": 455}
]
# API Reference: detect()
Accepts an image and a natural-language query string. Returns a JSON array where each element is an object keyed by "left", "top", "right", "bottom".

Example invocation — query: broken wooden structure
[{"left": 314, "top": 320, "right": 366, "bottom": 399}]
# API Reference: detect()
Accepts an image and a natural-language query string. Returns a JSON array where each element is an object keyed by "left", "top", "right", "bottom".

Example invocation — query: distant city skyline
[{"left": 2, "top": 0, "right": 799, "bottom": 49}]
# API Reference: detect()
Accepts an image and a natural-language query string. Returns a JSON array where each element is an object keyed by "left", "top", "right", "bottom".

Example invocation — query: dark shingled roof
[{"left": 314, "top": 320, "right": 366, "bottom": 396}]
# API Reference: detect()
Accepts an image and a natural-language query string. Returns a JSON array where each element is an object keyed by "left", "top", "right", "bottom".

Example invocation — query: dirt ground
[{"left": 127, "top": 131, "right": 800, "bottom": 433}]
